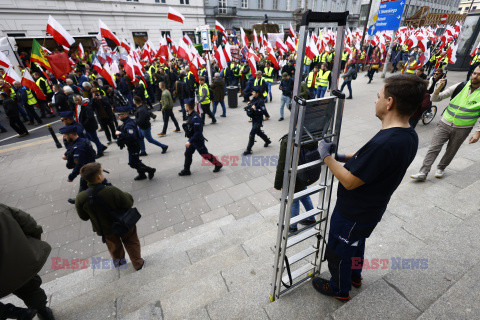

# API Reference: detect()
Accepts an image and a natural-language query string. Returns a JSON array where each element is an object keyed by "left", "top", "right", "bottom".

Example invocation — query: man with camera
[
  {"left": 242, "top": 86, "right": 271, "bottom": 156},
  {"left": 75, "top": 162, "right": 145, "bottom": 271},
  {"left": 90, "top": 88, "right": 117, "bottom": 144},
  {"left": 60, "top": 125, "right": 97, "bottom": 205},
  {"left": 179, "top": 98, "right": 223, "bottom": 176}
]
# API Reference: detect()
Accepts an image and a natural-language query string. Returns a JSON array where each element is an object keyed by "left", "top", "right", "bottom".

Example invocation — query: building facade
[
  {"left": 0, "top": 0, "right": 206, "bottom": 48},
  {"left": 458, "top": 0, "right": 480, "bottom": 13}
]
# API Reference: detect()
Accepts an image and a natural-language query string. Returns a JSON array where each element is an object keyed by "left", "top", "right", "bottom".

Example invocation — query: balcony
[{"left": 214, "top": 6, "right": 237, "bottom": 17}]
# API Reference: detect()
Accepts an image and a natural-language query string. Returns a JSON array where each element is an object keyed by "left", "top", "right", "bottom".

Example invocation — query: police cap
[
  {"left": 115, "top": 106, "right": 130, "bottom": 113},
  {"left": 59, "top": 111, "right": 75, "bottom": 118}
]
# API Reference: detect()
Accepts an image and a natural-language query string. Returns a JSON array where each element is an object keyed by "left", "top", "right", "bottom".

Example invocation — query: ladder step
[
  {"left": 293, "top": 159, "right": 322, "bottom": 173},
  {"left": 285, "top": 246, "right": 318, "bottom": 266},
  {"left": 281, "top": 262, "right": 315, "bottom": 285},
  {"left": 286, "top": 227, "right": 320, "bottom": 248},
  {"left": 290, "top": 208, "right": 324, "bottom": 226},
  {"left": 292, "top": 185, "right": 326, "bottom": 201}
]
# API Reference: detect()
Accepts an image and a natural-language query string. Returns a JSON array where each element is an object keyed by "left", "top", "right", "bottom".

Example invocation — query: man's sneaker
[
  {"left": 264, "top": 140, "right": 271, "bottom": 147},
  {"left": 312, "top": 277, "right": 350, "bottom": 303},
  {"left": 435, "top": 169, "right": 445, "bottom": 179},
  {"left": 139, "top": 152, "right": 148, "bottom": 157},
  {"left": 95, "top": 153, "right": 104, "bottom": 159},
  {"left": 410, "top": 172, "right": 427, "bottom": 181},
  {"left": 352, "top": 276, "right": 363, "bottom": 288},
  {"left": 148, "top": 168, "right": 156, "bottom": 180},
  {"left": 102, "top": 145, "right": 108, "bottom": 152},
  {"left": 134, "top": 174, "right": 147, "bottom": 181},
  {"left": 4, "top": 304, "right": 37, "bottom": 320},
  {"left": 278, "top": 117, "right": 284, "bottom": 121},
  {"left": 213, "top": 164, "right": 223, "bottom": 173},
  {"left": 136, "top": 259, "right": 146, "bottom": 271},
  {"left": 162, "top": 146, "right": 168, "bottom": 154},
  {"left": 173, "top": 129, "right": 181, "bottom": 133},
  {"left": 67, "top": 198, "right": 75, "bottom": 204},
  {"left": 243, "top": 150, "right": 252, "bottom": 156},
  {"left": 178, "top": 170, "right": 191, "bottom": 176},
  {"left": 158, "top": 132, "right": 166, "bottom": 136}
]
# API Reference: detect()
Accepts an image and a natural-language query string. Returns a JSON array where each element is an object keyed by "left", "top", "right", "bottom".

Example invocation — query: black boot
[
  {"left": 147, "top": 167, "right": 156, "bottom": 180},
  {"left": 3, "top": 303, "right": 37, "bottom": 320},
  {"left": 242, "top": 149, "right": 252, "bottom": 156},
  {"left": 213, "top": 164, "right": 223, "bottom": 172},
  {"left": 67, "top": 198, "right": 75, "bottom": 204},
  {"left": 134, "top": 168, "right": 147, "bottom": 180},
  {"left": 178, "top": 169, "right": 191, "bottom": 176},
  {"left": 264, "top": 138, "right": 271, "bottom": 147}
]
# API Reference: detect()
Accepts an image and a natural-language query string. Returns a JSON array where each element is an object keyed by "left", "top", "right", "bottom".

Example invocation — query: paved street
[{"left": 0, "top": 69, "right": 474, "bottom": 286}]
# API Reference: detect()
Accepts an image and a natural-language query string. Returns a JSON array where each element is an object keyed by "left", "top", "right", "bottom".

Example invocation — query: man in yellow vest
[
  {"left": 467, "top": 53, "right": 480, "bottom": 81},
  {"left": 341, "top": 49, "right": 350, "bottom": 70},
  {"left": 403, "top": 55, "right": 417, "bottom": 74},
  {"left": 307, "top": 65, "right": 321, "bottom": 98},
  {"left": 33, "top": 72, "right": 54, "bottom": 118},
  {"left": 197, "top": 76, "right": 217, "bottom": 124},
  {"left": 411, "top": 65, "right": 480, "bottom": 181},
  {"left": 263, "top": 61, "right": 274, "bottom": 102},
  {"left": 317, "top": 63, "right": 331, "bottom": 98},
  {"left": 12, "top": 81, "right": 43, "bottom": 125},
  {"left": 253, "top": 71, "right": 270, "bottom": 120}
]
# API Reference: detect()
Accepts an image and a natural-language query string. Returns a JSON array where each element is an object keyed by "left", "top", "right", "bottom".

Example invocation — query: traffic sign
[
  {"left": 201, "top": 30, "right": 210, "bottom": 51},
  {"left": 374, "top": 0, "right": 406, "bottom": 32},
  {"left": 440, "top": 14, "right": 448, "bottom": 24},
  {"left": 368, "top": 25, "right": 377, "bottom": 36}
]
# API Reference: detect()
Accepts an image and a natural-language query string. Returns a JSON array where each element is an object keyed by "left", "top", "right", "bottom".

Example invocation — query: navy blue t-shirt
[{"left": 335, "top": 127, "right": 418, "bottom": 224}]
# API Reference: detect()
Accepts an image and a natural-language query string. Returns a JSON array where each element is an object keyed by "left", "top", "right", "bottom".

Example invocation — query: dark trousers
[
  {"left": 37, "top": 100, "right": 52, "bottom": 117},
  {"left": 200, "top": 103, "right": 216, "bottom": 124},
  {"left": 161, "top": 109, "right": 181, "bottom": 134},
  {"left": 25, "top": 105, "right": 42, "bottom": 124},
  {"left": 340, "top": 81, "right": 352, "bottom": 98},
  {"left": 179, "top": 98, "right": 187, "bottom": 120},
  {"left": 0, "top": 275, "right": 47, "bottom": 317},
  {"left": 367, "top": 68, "right": 376, "bottom": 81},
  {"left": 128, "top": 149, "right": 153, "bottom": 176},
  {"left": 85, "top": 130, "right": 104, "bottom": 154},
  {"left": 246, "top": 124, "right": 270, "bottom": 151},
  {"left": 104, "top": 226, "right": 144, "bottom": 270},
  {"left": 325, "top": 210, "right": 377, "bottom": 294},
  {"left": 8, "top": 116, "right": 28, "bottom": 135},
  {"left": 184, "top": 141, "right": 222, "bottom": 171},
  {"left": 98, "top": 118, "right": 117, "bottom": 142}
]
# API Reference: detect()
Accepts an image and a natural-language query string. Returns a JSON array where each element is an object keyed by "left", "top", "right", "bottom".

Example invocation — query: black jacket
[
  {"left": 134, "top": 105, "right": 152, "bottom": 130},
  {"left": 2, "top": 98, "right": 19, "bottom": 118},
  {"left": 90, "top": 96, "right": 114, "bottom": 121},
  {"left": 51, "top": 91, "right": 71, "bottom": 112},
  {"left": 175, "top": 80, "right": 188, "bottom": 100},
  {"left": 78, "top": 103, "right": 98, "bottom": 132}
]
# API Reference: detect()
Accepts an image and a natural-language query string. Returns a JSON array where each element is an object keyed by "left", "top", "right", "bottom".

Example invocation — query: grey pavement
[{"left": 2, "top": 70, "right": 480, "bottom": 319}]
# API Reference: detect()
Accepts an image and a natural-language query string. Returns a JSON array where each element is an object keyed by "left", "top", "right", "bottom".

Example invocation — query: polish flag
[
  {"left": 156, "top": 36, "right": 169, "bottom": 64},
  {"left": 46, "top": 15, "right": 75, "bottom": 48},
  {"left": 248, "top": 54, "right": 257, "bottom": 76},
  {"left": 21, "top": 69, "right": 46, "bottom": 100},
  {"left": 289, "top": 23, "right": 296, "bottom": 39},
  {"left": 177, "top": 40, "right": 191, "bottom": 60},
  {"left": 78, "top": 43, "right": 84, "bottom": 59},
  {"left": 276, "top": 39, "right": 288, "bottom": 53},
  {"left": 214, "top": 45, "right": 228, "bottom": 70},
  {"left": 471, "top": 42, "right": 480, "bottom": 57},
  {"left": 41, "top": 46, "right": 52, "bottom": 55},
  {"left": 4, "top": 66, "right": 21, "bottom": 85},
  {"left": 248, "top": 48, "right": 259, "bottom": 62},
  {"left": 102, "top": 63, "right": 117, "bottom": 88},
  {"left": 215, "top": 20, "right": 225, "bottom": 33},
  {"left": 417, "top": 50, "right": 430, "bottom": 68},
  {"left": 168, "top": 7, "right": 184, "bottom": 24},
  {"left": 121, "top": 39, "right": 131, "bottom": 53},
  {"left": 286, "top": 37, "right": 296, "bottom": 52},
  {"left": 92, "top": 58, "right": 103, "bottom": 74},
  {"left": 253, "top": 29, "right": 259, "bottom": 49},
  {"left": 99, "top": 20, "right": 120, "bottom": 46},
  {"left": 416, "top": 35, "right": 428, "bottom": 53},
  {"left": 222, "top": 33, "right": 228, "bottom": 45},
  {"left": 447, "top": 43, "right": 458, "bottom": 64},
  {"left": 123, "top": 54, "right": 136, "bottom": 81},
  {"left": 62, "top": 45, "right": 69, "bottom": 53},
  {"left": 182, "top": 35, "right": 193, "bottom": 47},
  {"left": 224, "top": 42, "right": 232, "bottom": 62},
  {"left": 240, "top": 27, "right": 249, "bottom": 48},
  {"left": 0, "top": 51, "right": 12, "bottom": 69},
  {"left": 96, "top": 46, "right": 107, "bottom": 64},
  {"left": 305, "top": 35, "right": 319, "bottom": 60}
]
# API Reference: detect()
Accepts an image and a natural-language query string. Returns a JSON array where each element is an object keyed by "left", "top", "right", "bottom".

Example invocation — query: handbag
[
  {"left": 88, "top": 184, "right": 141, "bottom": 243},
  {"left": 371, "top": 64, "right": 380, "bottom": 70}
]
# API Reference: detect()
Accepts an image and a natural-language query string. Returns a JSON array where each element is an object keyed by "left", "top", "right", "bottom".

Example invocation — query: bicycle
[{"left": 422, "top": 105, "right": 437, "bottom": 125}]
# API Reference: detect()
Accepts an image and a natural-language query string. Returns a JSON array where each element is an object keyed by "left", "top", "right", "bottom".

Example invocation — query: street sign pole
[{"left": 381, "top": 32, "right": 396, "bottom": 78}]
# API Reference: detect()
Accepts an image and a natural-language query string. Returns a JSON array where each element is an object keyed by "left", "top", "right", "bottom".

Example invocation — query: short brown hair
[
  {"left": 80, "top": 162, "right": 102, "bottom": 184},
  {"left": 384, "top": 74, "right": 427, "bottom": 117},
  {"left": 133, "top": 96, "right": 142, "bottom": 104}
]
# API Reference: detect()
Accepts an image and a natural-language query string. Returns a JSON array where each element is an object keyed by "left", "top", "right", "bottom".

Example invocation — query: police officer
[
  {"left": 115, "top": 106, "right": 156, "bottom": 181},
  {"left": 253, "top": 71, "right": 270, "bottom": 119},
  {"left": 243, "top": 86, "right": 271, "bottom": 156},
  {"left": 60, "top": 125, "right": 97, "bottom": 204},
  {"left": 179, "top": 98, "right": 223, "bottom": 176},
  {"left": 59, "top": 111, "right": 86, "bottom": 148}
]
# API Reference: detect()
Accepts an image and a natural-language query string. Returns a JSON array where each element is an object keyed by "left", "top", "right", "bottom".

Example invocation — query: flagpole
[{"left": 381, "top": 32, "right": 396, "bottom": 78}]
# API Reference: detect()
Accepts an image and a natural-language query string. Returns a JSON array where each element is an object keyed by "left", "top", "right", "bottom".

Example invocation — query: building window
[
  {"left": 180, "top": 0, "right": 189, "bottom": 4},
  {"left": 7, "top": 33, "right": 26, "bottom": 37},
  {"left": 155, "top": 0, "right": 166, "bottom": 3},
  {"left": 241, "top": 0, "right": 248, "bottom": 9},
  {"left": 258, "top": 0, "right": 264, "bottom": 9},
  {"left": 219, "top": 0, "right": 227, "bottom": 13},
  {"left": 161, "top": 31, "right": 171, "bottom": 38},
  {"left": 273, "top": 0, "right": 278, "bottom": 10}
]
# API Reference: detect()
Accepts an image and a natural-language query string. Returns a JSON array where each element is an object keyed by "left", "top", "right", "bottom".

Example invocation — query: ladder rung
[
  {"left": 293, "top": 160, "right": 322, "bottom": 173},
  {"left": 290, "top": 208, "right": 324, "bottom": 226},
  {"left": 281, "top": 262, "right": 315, "bottom": 285},
  {"left": 292, "top": 185, "right": 326, "bottom": 201},
  {"left": 287, "top": 227, "right": 320, "bottom": 248},
  {"left": 285, "top": 246, "right": 318, "bottom": 266}
]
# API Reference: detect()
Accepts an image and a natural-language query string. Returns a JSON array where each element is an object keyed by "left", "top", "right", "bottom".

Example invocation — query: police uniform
[
  {"left": 59, "top": 111, "right": 86, "bottom": 148},
  {"left": 179, "top": 99, "right": 223, "bottom": 176},
  {"left": 243, "top": 87, "right": 271, "bottom": 155},
  {"left": 116, "top": 106, "right": 156, "bottom": 180},
  {"left": 60, "top": 125, "right": 96, "bottom": 197}
]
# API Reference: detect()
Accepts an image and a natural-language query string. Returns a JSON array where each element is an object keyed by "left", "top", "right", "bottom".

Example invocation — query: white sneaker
[
  {"left": 410, "top": 172, "right": 427, "bottom": 181},
  {"left": 435, "top": 169, "right": 445, "bottom": 179}
]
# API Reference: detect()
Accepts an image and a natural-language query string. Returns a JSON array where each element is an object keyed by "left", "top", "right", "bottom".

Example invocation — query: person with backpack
[
  {"left": 275, "top": 134, "right": 319, "bottom": 232},
  {"left": 340, "top": 64, "right": 356, "bottom": 99},
  {"left": 74, "top": 162, "right": 145, "bottom": 271},
  {"left": 242, "top": 86, "right": 272, "bottom": 156},
  {"left": 411, "top": 65, "right": 480, "bottom": 181}
]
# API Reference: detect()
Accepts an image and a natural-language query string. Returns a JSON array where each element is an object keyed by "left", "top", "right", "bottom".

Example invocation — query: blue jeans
[
  {"left": 317, "top": 86, "right": 327, "bottom": 98},
  {"left": 85, "top": 130, "right": 104, "bottom": 154},
  {"left": 179, "top": 98, "right": 186, "bottom": 120},
  {"left": 340, "top": 81, "right": 352, "bottom": 97},
  {"left": 212, "top": 101, "right": 226, "bottom": 116},
  {"left": 138, "top": 127, "right": 166, "bottom": 153},
  {"left": 266, "top": 82, "right": 272, "bottom": 101},
  {"left": 280, "top": 95, "right": 291, "bottom": 118},
  {"left": 290, "top": 193, "right": 314, "bottom": 228}
]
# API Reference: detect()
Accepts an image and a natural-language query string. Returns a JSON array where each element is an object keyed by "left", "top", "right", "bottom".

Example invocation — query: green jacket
[
  {"left": 161, "top": 89, "right": 174, "bottom": 111},
  {"left": 0, "top": 204, "right": 51, "bottom": 298},
  {"left": 300, "top": 81, "right": 309, "bottom": 99},
  {"left": 75, "top": 184, "right": 134, "bottom": 236}
]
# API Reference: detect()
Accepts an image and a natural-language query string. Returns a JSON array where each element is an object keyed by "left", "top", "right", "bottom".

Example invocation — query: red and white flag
[
  {"left": 470, "top": 42, "right": 480, "bottom": 57},
  {"left": 102, "top": 63, "right": 117, "bottom": 88},
  {"left": 177, "top": 40, "right": 191, "bottom": 60},
  {"left": 447, "top": 43, "right": 458, "bottom": 64},
  {"left": 96, "top": 46, "right": 107, "bottom": 64},
  {"left": 41, "top": 46, "right": 52, "bottom": 55},
  {"left": 214, "top": 45, "right": 228, "bottom": 70},
  {"left": 21, "top": 69, "right": 46, "bottom": 100},
  {"left": 47, "top": 15, "right": 75, "bottom": 48},
  {"left": 215, "top": 20, "right": 225, "bottom": 33},
  {"left": 240, "top": 27, "right": 249, "bottom": 48},
  {"left": 168, "top": 7, "right": 184, "bottom": 24},
  {"left": 121, "top": 39, "right": 131, "bottom": 53},
  {"left": 182, "top": 35, "right": 193, "bottom": 47},
  {"left": 276, "top": 39, "right": 288, "bottom": 53},
  {"left": 289, "top": 23, "right": 297, "bottom": 39},
  {"left": 99, "top": 19, "right": 120, "bottom": 46},
  {"left": 253, "top": 29, "right": 260, "bottom": 49},
  {"left": 224, "top": 42, "right": 232, "bottom": 62},
  {"left": 0, "top": 51, "right": 12, "bottom": 69},
  {"left": 286, "top": 37, "right": 296, "bottom": 52},
  {"left": 248, "top": 54, "right": 257, "bottom": 76},
  {"left": 305, "top": 35, "right": 319, "bottom": 60},
  {"left": 4, "top": 66, "right": 21, "bottom": 85},
  {"left": 78, "top": 43, "right": 84, "bottom": 59},
  {"left": 62, "top": 45, "right": 69, "bottom": 53}
]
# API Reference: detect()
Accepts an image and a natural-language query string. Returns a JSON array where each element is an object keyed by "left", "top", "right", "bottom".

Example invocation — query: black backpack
[
  {"left": 297, "top": 144, "right": 321, "bottom": 186},
  {"left": 351, "top": 68, "right": 358, "bottom": 80}
]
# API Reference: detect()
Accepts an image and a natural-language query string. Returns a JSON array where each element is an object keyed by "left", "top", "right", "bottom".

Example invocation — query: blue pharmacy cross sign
[{"left": 374, "top": 0, "right": 406, "bottom": 32}]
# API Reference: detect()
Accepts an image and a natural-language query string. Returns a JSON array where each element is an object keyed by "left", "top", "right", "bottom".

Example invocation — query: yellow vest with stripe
[
  {"left": 199, "top": 83, "right": 210, "bottom": 105},
  {"left": 36, "top": 77, "right": 52, "bottom": 94},
  {"left": 406, "top": 61, "right": 417, "bottom": 74},
  {"left": 26, "top": 88, "right": 37, "bottom": 105},
  {"left": 327, "top": 53, "right": 334, "bottom": 63},
  {"left": 342, "top": 51, "right": 349, "bottom": 61},
  {"left": 147, "top": 66, "right": 156, "bottom": 84},
  {"left": 254, "top": 78, "right": 268, "bottom": 97},
  {"left": 307, "top": 71, "right": 321, "bottom": 89},
  {"left": 304, "top": 56, "right": 311, "bottom": 66},
  {"left": 320, "top": 52, "right": 328, "bottom": 63},
  {"left": 139, "top": 80, "right": 149, "bottom": 99},
  {"left": 319, "top": 70, "right": 330, "bottom": 87},
  {"left": 471, "top": 54, "right": 480, "bottom": 65},
  {"left": 264, "top": 67, "right": 274, "bottom": 82},
  {"left": 443, "top": 82, "right": 480, "bottom": 126},
  {"left": 429, "top": 54, "right": 436, "bottom": 62}
]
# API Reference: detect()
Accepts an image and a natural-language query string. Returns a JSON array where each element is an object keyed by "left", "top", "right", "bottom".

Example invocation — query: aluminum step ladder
[{"left": 270, "top": 10, "right": 349, "bottom": 301}]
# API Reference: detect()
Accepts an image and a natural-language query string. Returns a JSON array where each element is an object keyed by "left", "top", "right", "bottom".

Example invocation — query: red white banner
[
  {"left": 21, "top": 69, "right": 46, "bottom": 100},
  {"left": 47, "top": 15, "right": 75, "bottom": 48},
  {"left": 99, "top": 19, "right": 120, "bottom": 46},
  {"left": 168, "top": 7, "right": 184, "bottom": 24}
]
